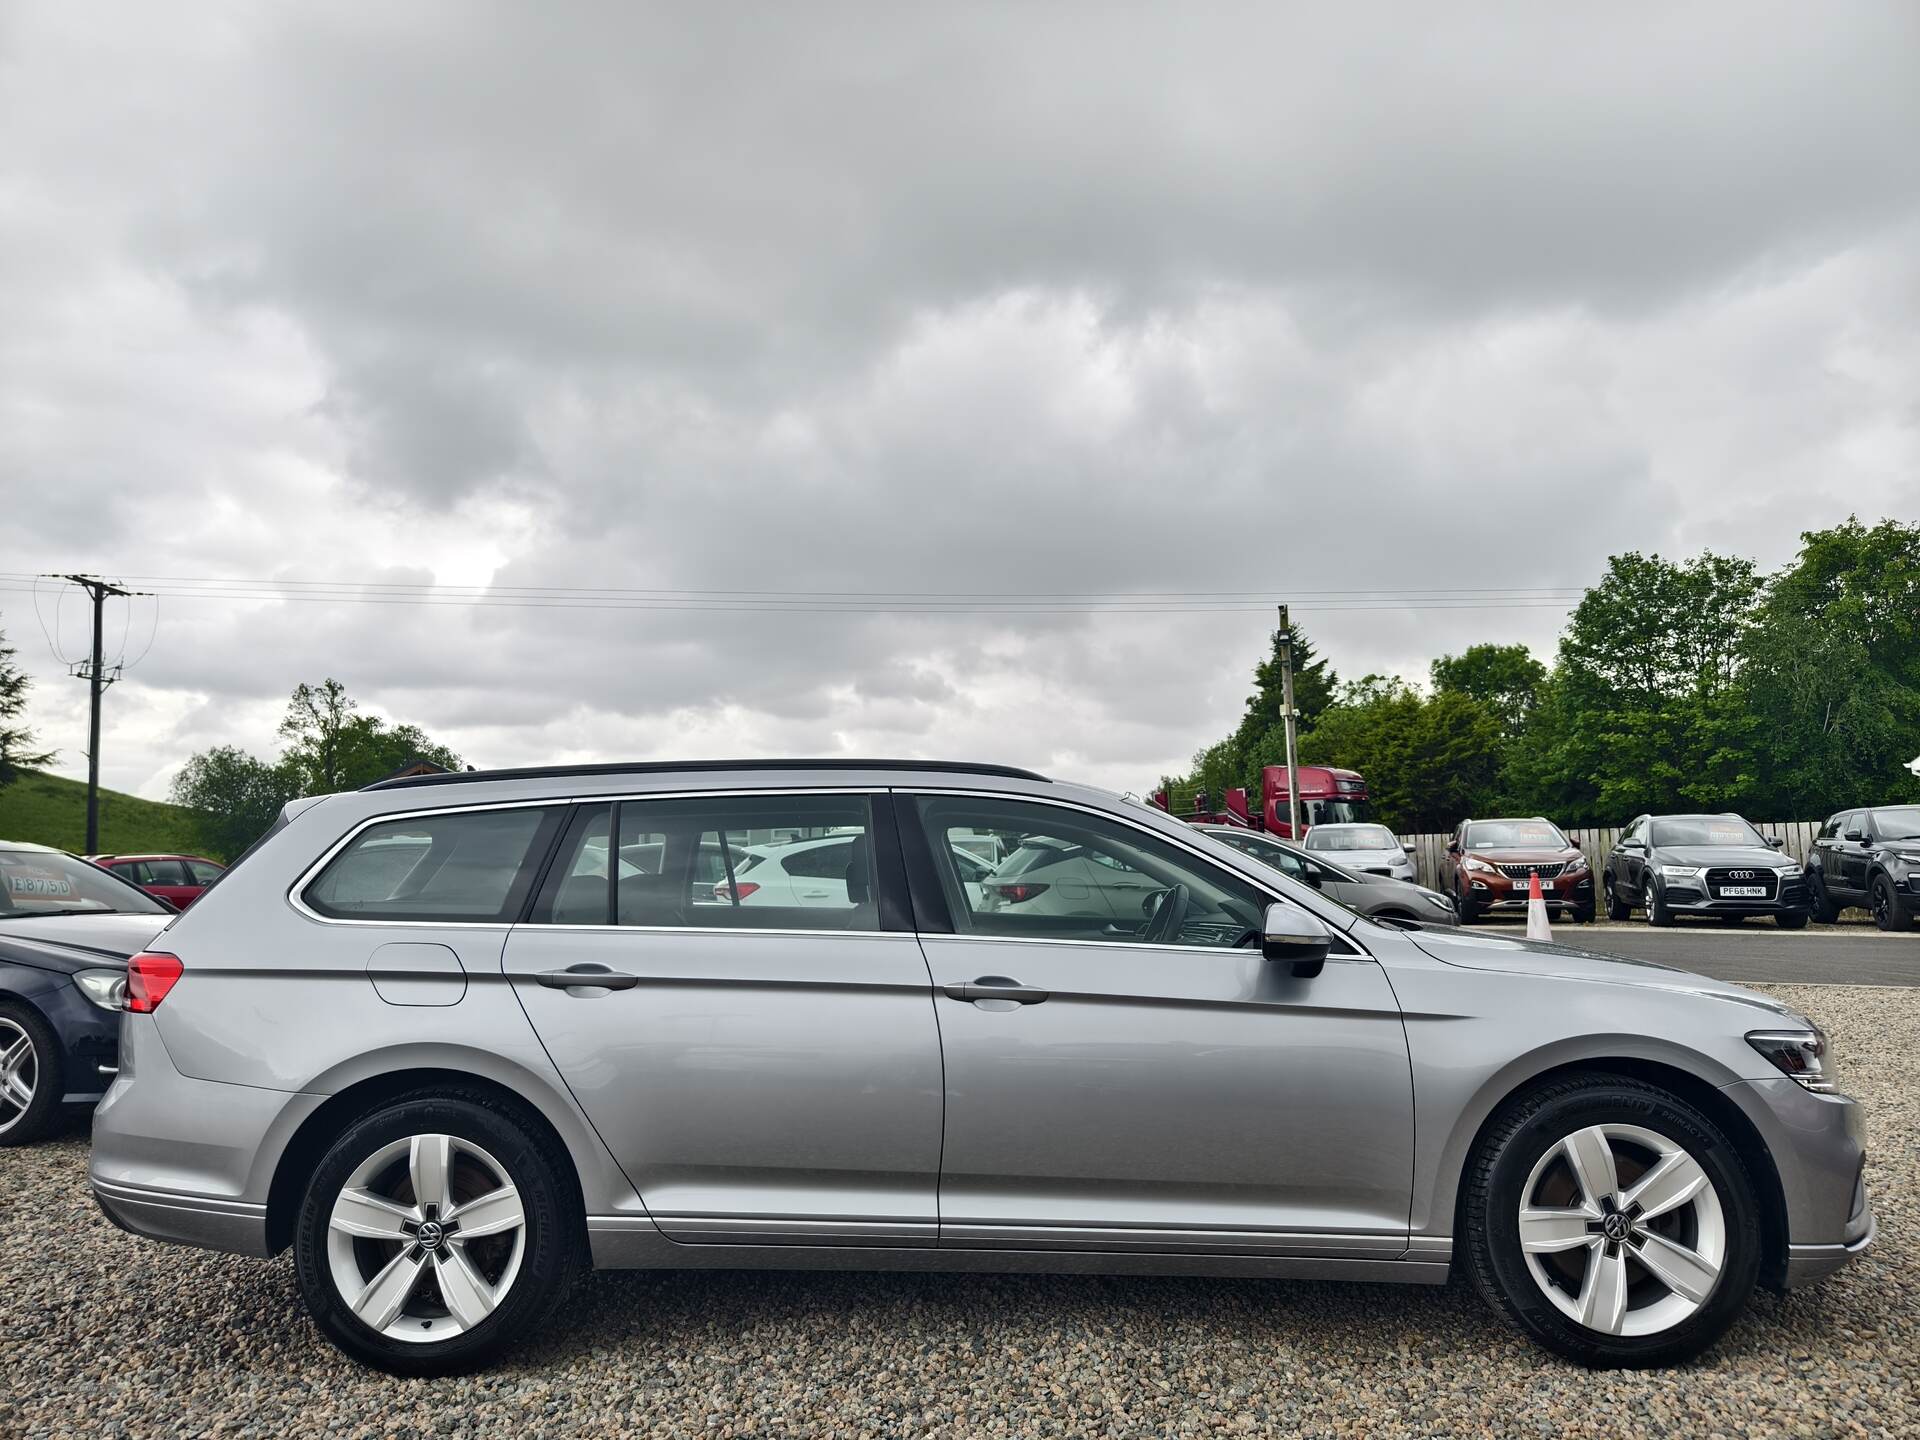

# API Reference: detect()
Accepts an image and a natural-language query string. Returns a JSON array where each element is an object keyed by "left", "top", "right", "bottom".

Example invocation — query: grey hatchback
[{"left": 91, "top": 761, "right": 1871, "bottom": 1374}]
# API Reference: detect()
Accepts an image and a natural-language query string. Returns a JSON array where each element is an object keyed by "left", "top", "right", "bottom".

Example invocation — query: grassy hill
[{"left": 0, "top": 769, "right": 210, "bottom": 858}]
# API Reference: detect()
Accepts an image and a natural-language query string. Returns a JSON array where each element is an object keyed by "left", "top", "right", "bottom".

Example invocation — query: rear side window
[
  {"left": 143, "top": 859, "right": 189, "bottom": 886},
  {"left": 528, "top": 794, "right": 877, "bottom": 931},
  {"left": 303, "top": 807, "right": 564, "bottom": 922}
]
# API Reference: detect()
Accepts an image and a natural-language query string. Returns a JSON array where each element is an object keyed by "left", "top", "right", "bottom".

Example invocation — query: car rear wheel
[
  {"left": 1605, "top": 874, "right": 1631, "bottom": 922},
  {"left": 1463, "top": 1075, "right": 1760, "bottom": 1367},
  {"left": 0, "top": 1004, "right": 62, "bottom": 1147},
  {"left": 1871, "top": 876, "right": 1913, "bottom": 932},
  {"left": 295, "top": 1092, "right": 580, "bottom": 1375}
]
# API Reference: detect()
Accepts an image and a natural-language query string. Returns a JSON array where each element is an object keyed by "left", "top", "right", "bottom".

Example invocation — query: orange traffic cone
[{"left": 1525, "top": 869, "right": 1553, "bottom": 942}]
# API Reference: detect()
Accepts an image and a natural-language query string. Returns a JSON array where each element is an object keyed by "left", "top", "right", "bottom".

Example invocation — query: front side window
[
  {"left": 303, "top": 807, "right": 563, "bottom": 922},
  {"left": 530, "top": 794, "right": 878, "bottom": 931},
  {"left": 913, "top": 796, "right": 1269, "bottom": 949},
  {"left": 142, "top": 859, "right": 189, "bottom": 886}
]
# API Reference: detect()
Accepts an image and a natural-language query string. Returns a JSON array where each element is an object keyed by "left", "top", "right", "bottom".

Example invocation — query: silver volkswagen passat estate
[{"left": 90, "top": 761, "right": 1872, "bottom": 1374}]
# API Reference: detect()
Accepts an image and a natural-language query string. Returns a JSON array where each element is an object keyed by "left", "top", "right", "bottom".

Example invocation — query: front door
[
  {"left": 905, "top": 793, "right": 1413, "bottom": 1256},
  {"left": 503, "top": 792, "right": 943, "bottom": 1245}
]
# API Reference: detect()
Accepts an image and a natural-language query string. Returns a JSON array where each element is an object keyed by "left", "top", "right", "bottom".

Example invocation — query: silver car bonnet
[{"left": 1406, "top": 926, "right": 1804, "bottom": 1020}]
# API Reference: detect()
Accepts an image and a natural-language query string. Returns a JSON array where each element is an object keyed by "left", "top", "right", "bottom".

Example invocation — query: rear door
[
  {"left": 903, "top": 791, "right": 1413, "bottom": 1257},
  {"left": 502, "top": 791, "right": 943, "bottom": 1246}
]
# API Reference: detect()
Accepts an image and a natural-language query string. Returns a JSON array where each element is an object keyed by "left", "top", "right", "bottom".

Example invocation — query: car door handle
[
  {"left": 942, "top": 976, "right": 1050, "bottom": 1004},
  {"left": 535, "top": 964, "right": 640, "bottom": 991}
]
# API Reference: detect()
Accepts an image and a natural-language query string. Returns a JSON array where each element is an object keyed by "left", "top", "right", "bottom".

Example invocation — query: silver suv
[{"left": 90, "top": 761, "right": 1872, "bottom": 1374}]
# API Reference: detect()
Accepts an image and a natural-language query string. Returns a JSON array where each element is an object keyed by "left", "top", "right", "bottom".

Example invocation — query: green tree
[
  {"left": 1299, "top": 677, "right": 1506, "bottom": 833},
  {"left": 1743, "top": 518, "right": 1920, "bottom": 813},
  {"left": 1537, "top": 551, "right": 1763, "bottom": 820},
  {"left": 1431, "top": 643, "right": 1547, "bottom": 736},
  {"left": 169, "top": 746, "right": 303, "bottom": 859},
  {"left": 277, "top": 679, "right": 463, "bottom": 791},
  {"left": 0, "top": 623, "right": 54, "bottom": 790}
]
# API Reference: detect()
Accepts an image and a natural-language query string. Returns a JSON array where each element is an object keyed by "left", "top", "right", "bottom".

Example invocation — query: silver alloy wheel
[
  {"left": 0, "top": 1019, "right": 37, "bottom": 1135},
  {"left": 1518, "top": 1123, "right": 1726, "bottom": 1338},
  {"left": 325, "top": 1133, "right": 527, "bottom": 1343}
]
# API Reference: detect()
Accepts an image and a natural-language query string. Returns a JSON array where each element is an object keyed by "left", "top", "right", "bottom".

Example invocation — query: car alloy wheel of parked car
[
  {"left": 1465, "top": 1075, "right": 1760, "bottom": 1368},
  {"left": 0, "top": 1006, "right": 57, "bottom": 1144},
  {"left": 87, "top": 760, "right": 1872, "bottom": 1375},
  {"left": 1870, "top": 875, "right": 1913, "bottom": 932},
  {"left": 294, "top": 1091, "right": 579, "bottom": 1375}
]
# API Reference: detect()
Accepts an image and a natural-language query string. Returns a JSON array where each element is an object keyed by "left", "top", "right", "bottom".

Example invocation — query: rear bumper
[
  {"left": 92, "top": 1178, "right": 272, "bottom": 1258},
  {"left": 35, "top": 979, "right": 121, "bottom": 1105}
]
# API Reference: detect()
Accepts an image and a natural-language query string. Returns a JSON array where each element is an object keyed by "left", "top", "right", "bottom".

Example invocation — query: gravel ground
[{"left": 1, "top": 982, "right": 1911, "bottom": 1438}]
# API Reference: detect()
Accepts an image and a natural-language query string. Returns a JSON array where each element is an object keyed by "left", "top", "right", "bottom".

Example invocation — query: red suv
[{"left": 86, "top": 854, "right": 225, "bottom": 909}]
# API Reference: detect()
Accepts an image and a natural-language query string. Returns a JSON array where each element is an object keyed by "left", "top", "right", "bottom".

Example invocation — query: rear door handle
[
  {"left": 535, "top": 964, "right": 640, "bottom": 991},
  {"left": 942, "top": 976, "right": 1050, "bottom": 1004}
]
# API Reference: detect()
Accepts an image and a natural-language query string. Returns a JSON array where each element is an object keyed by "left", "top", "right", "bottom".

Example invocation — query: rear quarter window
[{"left": 302, "top": 807, "right": 564, "bottom": 922}]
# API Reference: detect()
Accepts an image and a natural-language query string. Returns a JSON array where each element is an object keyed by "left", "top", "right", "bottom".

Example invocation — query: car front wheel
[
  {"left": 1605, "top": 874, "right": 1631, "bottom": 922},
  {"left": 1646, "top": 881, "right": 1673, "bottom": 927},
  {"left": 1871, "top": 876, "right": 1913, "bottom": 932},
  {"left": 295, "top": 1091, "right": 580, "bottom": 1375},
  {"left": 1463, "top": 1075, "right": 1760, "bottom": 1367},
  {"left": 0, "top": 1003, "right": 62, "bottom": 1147}
]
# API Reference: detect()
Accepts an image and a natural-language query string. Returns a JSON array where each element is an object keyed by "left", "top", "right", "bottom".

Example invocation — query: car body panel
[{"left": 85, "top": 764, "right": 1870, "bottom": 1301}]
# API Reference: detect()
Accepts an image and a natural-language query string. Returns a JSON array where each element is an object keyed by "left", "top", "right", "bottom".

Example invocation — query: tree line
[
  {"left": 169, "top": 679, "right": 464, "bottom": 857},
  {"left": 1174, "top": 517, "right": 1920, "bottom": 834}
]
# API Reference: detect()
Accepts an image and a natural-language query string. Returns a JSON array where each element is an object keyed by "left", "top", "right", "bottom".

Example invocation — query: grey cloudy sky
[{"left": 2, "top": 1, "right": 1916, "bottom": 800}]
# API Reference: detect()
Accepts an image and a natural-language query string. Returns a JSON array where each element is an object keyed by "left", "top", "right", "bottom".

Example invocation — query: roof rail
[{"left": 361, "top": 758, "right": 1051, "bottom": 792}]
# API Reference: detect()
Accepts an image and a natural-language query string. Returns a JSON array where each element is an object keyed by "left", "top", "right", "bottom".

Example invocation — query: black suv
[
  {"left": 1806, "top": 804, "right": 1920, "bottom": 931},
  {"left": 1604, "top": 813, "right": 1811, "bottom": 928}
]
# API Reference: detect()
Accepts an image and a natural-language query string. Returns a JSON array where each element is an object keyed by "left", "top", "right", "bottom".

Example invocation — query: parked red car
[{"left": 86, "top": 854, "right": 224, "bottom": 909}]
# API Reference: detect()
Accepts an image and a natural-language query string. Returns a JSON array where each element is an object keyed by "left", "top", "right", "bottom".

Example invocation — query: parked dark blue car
[{"left": 1, "top": 842, "right": 172, "bottom": 1145}]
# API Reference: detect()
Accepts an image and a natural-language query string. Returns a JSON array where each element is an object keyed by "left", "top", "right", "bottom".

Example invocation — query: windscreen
[
  {"left": 1306, "top": 825, "right": 1399, "bottom": 852},
  {"left": 1872, "top": 807, "right": 1920, "bottom": 840},
  {"left": 0, "top": 849, "right": 169, "bottom": 916},
  {"left": 1650, "top": 816, "right": 1767, "bottom": 849},
  {"left": 1466, "top": 820, "right": 1569, "bottom": 849}
]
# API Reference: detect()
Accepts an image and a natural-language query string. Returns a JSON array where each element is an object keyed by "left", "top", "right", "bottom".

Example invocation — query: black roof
[{"left": 362, "top": 758, "right": 1050, "bottom": 792}]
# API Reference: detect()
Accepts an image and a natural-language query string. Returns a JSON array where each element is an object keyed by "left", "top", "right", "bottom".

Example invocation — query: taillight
[
  {"left": 713, "top": 880, "right": 761, "bottom": 903},
  {"left": 991, "top": 882, "right": 1050, "bottom": 904},
  {"left": 125, "top": 952, "right": 184, "bottom": 1012}
]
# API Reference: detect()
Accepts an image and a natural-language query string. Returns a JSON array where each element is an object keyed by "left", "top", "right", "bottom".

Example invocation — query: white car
[
  {"left": 717, "top": 835, "right": 989, "bottom": 909},
  {"left": 1302, "top": 823, "right": 1416, "bottom": 882},
  {"left": 976, "top": 836, "right": 1165, "bottom": 920}
]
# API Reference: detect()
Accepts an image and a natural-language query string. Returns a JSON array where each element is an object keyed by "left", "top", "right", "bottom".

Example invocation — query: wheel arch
[
  {"left": 263, "top": 1058, "right": 613, "bottom": 1255},
  {"left": 1446, "top": 1056, "right": 1790, "bottom": 1292}
]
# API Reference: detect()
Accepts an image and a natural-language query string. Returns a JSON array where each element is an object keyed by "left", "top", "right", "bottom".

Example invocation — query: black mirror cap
[
  {"left": 1768, "top": 835, "right": 1786, "bottom": 848},
  {"left": 1261, "top": 902, "right": 1331, "bottom": 976}
]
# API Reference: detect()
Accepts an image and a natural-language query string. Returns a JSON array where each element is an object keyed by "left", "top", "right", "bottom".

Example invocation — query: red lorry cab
[{"left": 1151, "top": 765, "right": 1369, "bottom": 841}]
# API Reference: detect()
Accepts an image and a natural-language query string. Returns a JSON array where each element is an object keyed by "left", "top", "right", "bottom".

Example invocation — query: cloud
[{"left": 1, "top": 1, "right": 1915, "bottom": 801}]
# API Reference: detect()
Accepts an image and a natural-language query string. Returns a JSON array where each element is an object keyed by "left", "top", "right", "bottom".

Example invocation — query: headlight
[
  {"left": 1747, "top": 1029, "right": 1839, "bottom": 1093},
  {"left": 1463, "top": 857, "right": 1496, "bottom": 874},
  {"left": 74, "top": 968, "right": 127, "bottom": 1012},
  {"left": 1659, "top": 865, "right": 1704, "bottom": 880},
  {"left": 1565, "top": 854, "right": 1589, "bottom": 871},
  {"left": 1777, "top": 863, "right": 1803, "bottom": 877},
  {"left": 1420, "top": 891, "right": 1455, "bottom": 911}
]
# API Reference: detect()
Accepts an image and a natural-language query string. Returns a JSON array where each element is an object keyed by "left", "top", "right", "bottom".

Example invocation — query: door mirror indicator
[{"left": 1261, "top": 903, "right": 1331, "bottom": 978}]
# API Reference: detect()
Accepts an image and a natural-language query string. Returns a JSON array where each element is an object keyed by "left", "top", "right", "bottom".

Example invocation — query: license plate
[{"left": 1718, "top": 885, "right": 1766, "bottom": 897}]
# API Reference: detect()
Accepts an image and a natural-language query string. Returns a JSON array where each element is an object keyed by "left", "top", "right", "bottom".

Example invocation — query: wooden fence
[{"left": 1392, "top": 821, "right": 1825, "bottom": 891}]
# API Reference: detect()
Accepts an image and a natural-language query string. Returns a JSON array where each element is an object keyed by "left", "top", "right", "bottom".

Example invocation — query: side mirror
[
  {"left": 1844, "top": 830, "right": 1867, "bottom": 843},
  {"left": 1446, "top": 841, "right": 1461, "bottom": 855},
  {"left": 1261, "top": 903, "right": 1331, "bottom": 978},
  {"left": 1767, "top": 835, "right": 1785, "bottom": 848}
]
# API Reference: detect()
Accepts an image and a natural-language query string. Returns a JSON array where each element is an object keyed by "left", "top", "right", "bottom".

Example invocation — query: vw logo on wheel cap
[
  {"left": 415, "top": 1220, "right": 445, "bottom": 1251},
  {"left": 1601, "top": 1212, "right": 1631, "bottom": 1242}
]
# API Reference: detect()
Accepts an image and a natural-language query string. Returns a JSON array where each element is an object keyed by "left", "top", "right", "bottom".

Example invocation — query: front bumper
[
  {"left": 36, "top": 978, "right": 121, "bottom": 1104},
  {"left": 1722, "top": 1076, "right": 1873, "bottom": 1289},
  {"left": 1467, "top": 874, "right": 1594, "bottom": 910}
]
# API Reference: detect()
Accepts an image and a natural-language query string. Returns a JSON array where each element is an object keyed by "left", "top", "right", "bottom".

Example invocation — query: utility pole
[
  {"left": 1278, "top": 604, "right": 1301, "bottom": 839},
  {"left": 57, "top": 575, "right": 137, "bottom": 854}
]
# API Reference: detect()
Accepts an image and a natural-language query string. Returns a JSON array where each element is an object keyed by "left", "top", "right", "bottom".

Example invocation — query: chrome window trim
[
  {"left": 899, "top": 786, "right": 1374, "bottom": 960},
  {"left": 287, "top": 786, "right": 889, "bottom": 928}
]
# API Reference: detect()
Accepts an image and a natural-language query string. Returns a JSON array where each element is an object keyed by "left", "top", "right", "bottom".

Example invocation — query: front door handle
[
  {"left": 942, "top": 976, "right": 1050, "bottom": 1004},
  {"left": 535, "top": 964, "right": 640, "bottom": 991}
]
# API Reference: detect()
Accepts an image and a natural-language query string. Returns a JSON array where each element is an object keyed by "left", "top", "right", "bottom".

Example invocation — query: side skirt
[{"left": 586, "top": 1218, "right": 1452, "bottom": 1283}]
